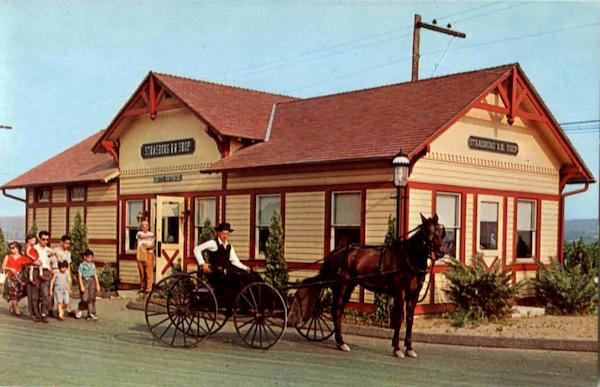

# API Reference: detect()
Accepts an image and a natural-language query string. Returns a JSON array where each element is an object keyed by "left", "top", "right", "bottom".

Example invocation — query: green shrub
[
  {"left": 69, "top": 211, "right": 88, "bottom": 283},
  {"left": 98, "top": 265, "right": 118, "bottom": 292},
  {"left": 564, "top": 238, "right": 597, "bottom": 276},
  {"left": 444, "top": 254, "right": 520, "bottom": 326},
  {"left": 200, "top": 218, "right": 216, "bottom": 243},
  {"left": 532, "top": 257, "right": 596, "bottom": 315},
  {"left": 27, "top": 223, "right": 38, "bottom": 239},
  {"left": 264, "top": 211, "right": 288, "bottom": 295},
  {"left": 0, "top": 228, "right": 8, "bottom": 260}
]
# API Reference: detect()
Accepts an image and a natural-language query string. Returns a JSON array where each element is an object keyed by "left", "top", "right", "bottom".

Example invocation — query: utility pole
[{"left": 412, "top": 14, "right": 466, "bottom": 82}]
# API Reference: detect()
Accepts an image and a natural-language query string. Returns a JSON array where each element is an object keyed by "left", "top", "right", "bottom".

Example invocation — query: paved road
[{"left": 0, "top": 298, "right": 595, "bottom": 386}]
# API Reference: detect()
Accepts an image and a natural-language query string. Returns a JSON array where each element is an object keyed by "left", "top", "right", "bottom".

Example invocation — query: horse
[{"left": 290, "top": 214, "right": 445, "bottom": 358}]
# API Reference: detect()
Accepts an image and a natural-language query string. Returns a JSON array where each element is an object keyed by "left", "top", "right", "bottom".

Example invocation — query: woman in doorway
[
  {"left": 2, "top": 242, "right": 31, "bottom": 316},
  {"left": 136, "top": 220, "right": 156, "bottom": 294}
]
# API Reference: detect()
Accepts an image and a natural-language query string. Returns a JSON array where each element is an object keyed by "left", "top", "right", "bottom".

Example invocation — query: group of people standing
[{"left": 2, "top": 231, "right": 101, "bottom": 322}]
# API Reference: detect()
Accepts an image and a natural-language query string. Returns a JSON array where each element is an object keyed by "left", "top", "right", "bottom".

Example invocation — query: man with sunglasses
[{"left": 26, "top": 230, "right": 53, "bottom": 323}]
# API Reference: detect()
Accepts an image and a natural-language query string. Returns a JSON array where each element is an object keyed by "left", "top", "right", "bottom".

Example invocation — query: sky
[{"left": 0, "top": 1, "right": 598, "bottom": 220}]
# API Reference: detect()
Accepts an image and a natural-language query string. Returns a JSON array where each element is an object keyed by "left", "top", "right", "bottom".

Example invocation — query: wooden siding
[
  {"left": 516, "top": 270, "right": 537, "bottom": 298},
  {"left": 89, "top": 244, "right": 117, "bottom": 264},
  {"left": 225, "top": 195, "right": 251, "bottom": 259},
  {"left": 36, "top": 208, "right": 49, "bottom": 231},
  {"left": 285, "top": 192, "right": 325, "bottom": 263},
  {"left": 120, "top": 172, "right": 221, "bottom": 195},
  {"left": 365, "top": 188, "right": 396, "bottom": 245},
  {"left": 27, "top": 189, "right": 34, "bottom": 204},
  {"left": 53, "top": 186, "right": 67, "bottom": 203},
  {"left": 506, "top": 197, "right": 514, "bottom": 261},
  {"left": 408, "top": 188, "right": 432, "bottom": 231},
  {"left": 433, "top": 273, "right": 450, "bottom": 304},
  {"left": 86, "top": 206, "right": 117, "bottom": 239},
  {"left": 119, "top": 260, "right": 138, "bottom": 285},
  {"left": 87, "top": 183, "right": 117, "bottom": 202},
  {"left": 228, "top": 167, "right": 391, "bottom": 190},
  {"left": 51, "top": 207, "right": 67, "bottom": 237},
  {"left": 540, "top": 200, "right": 559, "bottom": 263},
  {"left": 27, "top": 208, "right": 34, "bottom": 230},
  {"left": 464, "top": 194, "right": 475, "bottom": 264}
]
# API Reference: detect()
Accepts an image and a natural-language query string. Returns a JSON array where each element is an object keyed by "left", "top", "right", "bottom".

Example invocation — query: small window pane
[
  {"left": 517, "top": 201, "right": 534, "bottom": 230},
  {"left": 437, "top": 194, "right": 458, "bottom": 227},
  {"left": 161, "top": 201, "right": 180, "bottom": 244},
  {"left": 127, "top": 201, "right": 143, "bottom": 226},
  {"left": 444, "top": 228, "right": 457, "bottom": 258},
  {"left": 195, "top": 198, "right": 216, "bottom": 225},
  {"left": 36, "top": 188, "right": 50, "bottom": 202},
  {"left": 70, "top": 186, "right": 85, "bottom": 201},
  {"left": 516, "top": 231, "right": 534, "bottom": 258},
  {"left": 334, "top": 227, "right": 361, "bottom": 249},
  {"left": 333, "top": 193, "right": 361, "bottom": 226},
  {"left": 258, "top": 226, "right": 270, "bottom": 255},
  {"left": 257, "top": 196, "right": 280, "bottom": 226},
  {"left": 480, "top": 202, "right": 498, "bottom": 222}
]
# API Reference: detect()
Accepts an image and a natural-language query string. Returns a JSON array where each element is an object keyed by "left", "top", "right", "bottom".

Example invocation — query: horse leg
[
  {"left": 404, "top": 294, "right": 418, "bottom": 358},
  {"left": 335, "top": 284, "right": 356, "bottom": 352},
  {"left": 391, "top": 292, "right": 405, "bottom": 358},
  {"left": 331, "top": 285, "right": 348, "bottom": 351}
]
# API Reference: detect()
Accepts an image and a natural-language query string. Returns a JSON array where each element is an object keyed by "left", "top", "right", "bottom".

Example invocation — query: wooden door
[{"left": 155, "top": 196, "right": 185, "bottom": 282}]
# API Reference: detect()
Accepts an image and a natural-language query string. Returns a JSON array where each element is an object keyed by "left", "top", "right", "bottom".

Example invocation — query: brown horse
[{"left": 298, "top": 214, "right": 445, "bottom": 358}]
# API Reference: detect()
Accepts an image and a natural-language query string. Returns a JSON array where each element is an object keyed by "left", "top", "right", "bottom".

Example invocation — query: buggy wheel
[
  {"left": 233, "top": 282, "right": 287, "bottom": 349},
  {"left": 170, "top": 275, "right": 218, "bottom": 340},
  {"left": 295, "top": 288, "right": 335, "bottom": 342},
  {"left": 144, "top": 274, "right": 216, "bottom": 348}
]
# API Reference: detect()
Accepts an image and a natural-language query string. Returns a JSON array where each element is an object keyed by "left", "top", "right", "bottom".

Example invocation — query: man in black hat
[{"left": 193, "top": 222, "right": 261, "bottom": 285}]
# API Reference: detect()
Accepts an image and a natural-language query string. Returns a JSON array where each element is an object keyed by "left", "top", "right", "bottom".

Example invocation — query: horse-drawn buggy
[{"left": 144, "top": 214, "right": 445, "bottom": 358}]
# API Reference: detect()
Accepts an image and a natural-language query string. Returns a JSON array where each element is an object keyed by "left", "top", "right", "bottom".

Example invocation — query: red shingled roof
[
  {"left": 2, "top": 130, "right": 118, "bottom": 189},
  {"left": 204, "top": 64, "right": 515, "bottom": 172},
  {"left": 153, "top": 73, "right": 297, "bottom": 140}
]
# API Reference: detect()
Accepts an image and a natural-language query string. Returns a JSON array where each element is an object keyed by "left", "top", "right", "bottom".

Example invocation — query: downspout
[
  {"left": 561, "top": 182, "right": 590, "bottom": 198},
  {"left": 558, "top": 181, "right": 590, "bottom": 262},
  {"left": 2, "top": 188, "right": 26, "bottom": 203}
]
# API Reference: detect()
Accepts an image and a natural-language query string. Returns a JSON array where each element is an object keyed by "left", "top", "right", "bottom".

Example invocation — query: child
[
  {"left": 24, "top": 234, "right": 44, "bottom": 284},
  {"left": 75, "top": 249, "right": 100, "bottom": 321},
  {"left": 136, "top": 220, "right": 155, "bottom": 294},
  {"left": 49, "top": 260, "right": 70, "bottom": 320}
]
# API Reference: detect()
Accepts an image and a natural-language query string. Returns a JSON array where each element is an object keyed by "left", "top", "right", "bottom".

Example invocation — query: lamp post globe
[{"left": 392, "top": 153, "right": 410, "bottom": 188}]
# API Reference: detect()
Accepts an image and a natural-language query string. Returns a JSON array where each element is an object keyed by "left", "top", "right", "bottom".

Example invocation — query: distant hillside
[
  {"left": 564, "top": 219, "right": 598, "bottom": 243},
  {"left": 0, "top": 216, "right": 25, "bottom": 241}
]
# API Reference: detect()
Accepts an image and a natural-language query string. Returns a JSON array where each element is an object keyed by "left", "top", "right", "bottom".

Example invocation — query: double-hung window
[
  {"left": 479, "top": 201, "right": 499, "bottom": 250},
  {"left": 516, "top": 200, "right": 536, "bottom": 259},
  {"left": 332, "top": 192, "right": 361, "bottom": 250},
  {"left": 256, "top": 195, "right": 281, "bottom": 256},
  {"left": 125, "top": 200, "right": 144, "bottom": 253},
  {"left": 436, "top": 193, "right": 460, "bottom": 259},
  {"left": 195, "top": 197, "right": 217, "bottom": 243},
  {"left": 70, "top": 186, "right": 86, "bottom": 201}
]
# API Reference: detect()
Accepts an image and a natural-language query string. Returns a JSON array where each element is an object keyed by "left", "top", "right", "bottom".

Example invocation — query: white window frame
[
  {"left": 255, "top": 194, "right": 281, "bottom": 257},
  {"left": 125, "top": 200, "right": 144, "bottom": 254},
  {"left": 516, "top": 199, "right": 537, "bottom": 260},
  {"left": 195, "top": 197, "right": 217, "bottom": 244},
  {"left": 436, "top": 192, "right": 461, "bottom": 259},
  {"left": 331, "top": 191, "right": 362, "bottom": 251}
]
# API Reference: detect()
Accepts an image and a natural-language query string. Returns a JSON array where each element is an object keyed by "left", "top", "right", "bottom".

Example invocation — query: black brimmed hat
[{"left": 214, "top": 222, "right": 234, "bottom": 232}]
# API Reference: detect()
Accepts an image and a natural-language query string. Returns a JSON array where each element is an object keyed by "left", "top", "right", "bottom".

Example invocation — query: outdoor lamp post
[{"left": 392, "top": 152, "right": 410, "bottom": 239}]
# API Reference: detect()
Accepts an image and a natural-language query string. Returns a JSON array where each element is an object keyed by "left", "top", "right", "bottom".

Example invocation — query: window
[
  {"left": 516, "top": 200, "right": 536, "bottom": 259},
  {"left": 160, "top": 201, "right": 180, "bottom": 244},
  {"left": 70, "top": 186, "right": 86, "bottom": 201},
  {"left": 35, "top": 188, "right": 50, "bottom": 202},
  {"left": 479, "top": 202, "right": 498, "bottom": 250},
  {"left": 256, "top": 195, "right": 281, "bottom": 256},
  {"left": 436, "top": 193, "right": 460, "bottom": 259},
  {"left": 195, "top": 197, "right": 217, "bottom": 243},
  {"left": 125, "top": 200, "right": 144, "bottom": 252},
  {"left": 332, "top": 192, "right": 361, "bottom": 250}
]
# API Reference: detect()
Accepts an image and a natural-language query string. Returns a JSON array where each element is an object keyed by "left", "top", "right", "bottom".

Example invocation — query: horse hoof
[
  {"left": 405, "top": 349, "right": 418, "bottom": 358},
  {"left": 393, "top": 350, "right": 405, "bottom": 358},
  {"left": 338, "top": 344, "right": 351, "bottom": 352}
]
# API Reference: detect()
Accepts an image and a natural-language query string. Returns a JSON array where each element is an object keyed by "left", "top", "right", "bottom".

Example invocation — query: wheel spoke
[
  {"left": 263, "top": 320, "right": 279, "bottom": 339},
  {"left": 243, "top": 319, "right": 258, "bottom": 342},
  {"left": 170, "top": 315, "right": 182, "bottom": 346},
  {"left": 148, "top": 315, "right": 171, "bottom": 330},
  {"left": 158, "top": 317, "right": 175, "bottom": 340}
]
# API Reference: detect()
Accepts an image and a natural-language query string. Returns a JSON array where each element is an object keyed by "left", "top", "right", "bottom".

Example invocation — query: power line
[
  {"left": 212, "top": 1, "right": 521, "bottom": 82},
  {"left": 286, "top": 21, "right": 600, "bottom": 94},
  {"left": 560, "top": 119, "right": 600, "bottom": 126},
  {"left": 431, "top": 37, "right": 454, "bottom": 76}
]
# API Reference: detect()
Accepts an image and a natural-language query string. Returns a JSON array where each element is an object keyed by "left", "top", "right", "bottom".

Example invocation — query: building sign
[
  {"left": 468, "top": 136, "right": 518, "bottom": 155},
  {"left": 141, "top": 138, "right": 195, "bottom": 159},
  {"left": 154, "top": 174, "right": 183, "bottom": 183}
]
